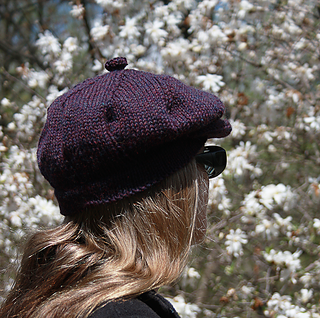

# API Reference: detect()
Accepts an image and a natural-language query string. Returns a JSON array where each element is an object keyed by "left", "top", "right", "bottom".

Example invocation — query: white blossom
[
  {"left": 154, "top": 5, "right": 169, "bottom": 19},
  {"left": 165, "top": 13, "right": 182, "bottom": 28},
  {"left": 1, "top": 98, "right": 12, "bottom": 107},
  {"left": 63, "top": 37, "right": 79, "bottom": 53},
  {"left": 17, "top": 67, "right": 50, "bottom": 89},
  {"left": 207, "top": 25, "right": 228, "bottom": 44},
  {"left": 70, "top": 4, "right": 85, "bottom": 19},
  {"left": 54, "top": 52, "right": 73, "bottom": 73},
  {"left": 313, "top": 218, "right": 320, "bottom": 234},
  {"left": 130, "top": 44, "right": 146, "bottom": 57},
  {"left": 95, "top": 0, "right": 124, "bottom": 9},
  {"left": 90, "top": 24, "right": 110, "bottom": 41},
  {"left": 197, "top": 0, "right": 218, "bottom": 15},
  {"left": 259, "top": 184, "right": 294, "bottom": 211},
  {"left": 229, "top": 119, "right": 246, "bottom": 139},
  {"left": 9, "top": 212, "right": 23, "bottom": 228},
  {"left": 172, "top": 0, "right": 196, "bottom": 10},
  {"left": 161, "top": 39, "right": 190, "bottom": 61},
  {"left": 36, "top": 30, "right": 61, "bottom": 56},
  {"left": 186, "top": 267, "right": 200, "bottom": 279},
  {"left": 208, "top": 176, "right": 231, "bottom": 214},
  {"left": 166, "top": 295, "right": 200, "bottom": 318},
  {"left": 240, "top": 190, "right": 266, "bottom": 223},
  {"left": 145, "top": 20, "right": 168, "bottom": 44},
  {"left": 240, "top": 285, "right": 254, "bottom": 297},
  {"left": 265, "top": 87, "right": 286, "bottom": 111},
  {"left": 263, "top": 249, "right": 302, "bottom": 282},
  {"left": 46, "top": 85, "right": 69, "bottom": 106},
  {"left": 12, "top": 96, "right": 46, "bottom": 137},
  {"left": 224, "top": 141, "right": 262, "bottom": 178},
  {"left": 299, "top": 289, "right": 313, "bottom": 304},
  {"left": 92, "top": 59, "right": 103, "bottom": 72},
  {"left": 251, "top": 77, "right": 265, "bottom": 93},
  {"left": 119, "top": 17, "right": 140, "bottom": 40},
  {"left": 266, "top": 293, "right": 292, "bottom": 315},
  {"left": 283, "top": 20, "right": 303, "bottom": 36},
  {"left": 196, "top": 74, "right": 225, "bottom": 93},
  {"left": 238, "top": 42, "right": 248, "bottom": 51},
  {"left": 225, "top": 229, "right": 248, "bottom": 257},
  {"left": 304, "top": 115, "right": 320, "bottom": 132},
  {"left": 28, "top": 195, "right": 61, "bottom": 225},
  {"left": 273, "top": 213, "right": 292, "bottom": 231},
  {"left": 300, "top": 273, "right": 313, "bottom": 288},
  {"left": 238, "top": 0, "right": 254, "bottom": 19},
  {"left": 181, "top": 267, "right": 201, "bottom": 288},
  {"left": 255, "top": 218, "right": 279, "bottom": 239}
]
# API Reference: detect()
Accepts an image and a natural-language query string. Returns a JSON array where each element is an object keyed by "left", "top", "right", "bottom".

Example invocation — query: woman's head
[
  {"left": 34, "top": 55, "right": 230, "bottom": 301},
  {"left": 0, "top": 58, "right": 231, "bottom": 318}
]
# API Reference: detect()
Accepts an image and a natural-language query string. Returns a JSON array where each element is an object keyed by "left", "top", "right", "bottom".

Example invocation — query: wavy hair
[{"left": 0, "top": 159, "right": 208, "bottom": 318}]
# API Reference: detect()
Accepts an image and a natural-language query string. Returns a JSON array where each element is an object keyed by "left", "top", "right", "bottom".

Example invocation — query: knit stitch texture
[{"left": 37, "top": 57, "right": 231, "bottom": 215}]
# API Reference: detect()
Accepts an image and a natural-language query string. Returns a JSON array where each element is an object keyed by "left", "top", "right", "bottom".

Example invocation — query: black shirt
[{"left": 89, "top": 290, "right": 181, "bottom": 318}]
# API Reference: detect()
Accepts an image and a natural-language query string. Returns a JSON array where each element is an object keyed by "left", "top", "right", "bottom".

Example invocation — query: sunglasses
[{"left": 195, "top": 146, "right": 227, "bottom": 179}]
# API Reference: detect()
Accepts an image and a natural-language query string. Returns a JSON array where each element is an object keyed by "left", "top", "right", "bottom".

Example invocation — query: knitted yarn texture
[{"left": 37, "top": 57, "right": 231, "bottom": 215}]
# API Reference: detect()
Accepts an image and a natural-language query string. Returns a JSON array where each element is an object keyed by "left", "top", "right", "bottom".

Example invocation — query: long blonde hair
[{"left": 0, "top": 159, "right": 206, "bottom": 318}]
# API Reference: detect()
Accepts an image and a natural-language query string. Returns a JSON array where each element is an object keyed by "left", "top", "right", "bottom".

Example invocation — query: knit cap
[{"left": 37, "top": 57, "right": 231, "bottom": 215}]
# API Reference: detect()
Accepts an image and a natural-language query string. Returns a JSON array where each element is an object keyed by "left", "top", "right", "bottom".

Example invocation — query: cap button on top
[{"left": 105, "top": 57, "right": 128, "bottom": 72}]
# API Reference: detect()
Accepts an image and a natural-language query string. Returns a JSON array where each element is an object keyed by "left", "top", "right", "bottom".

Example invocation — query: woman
[{"left": 0, "top": 57, "right": 231, "bottom": 318}]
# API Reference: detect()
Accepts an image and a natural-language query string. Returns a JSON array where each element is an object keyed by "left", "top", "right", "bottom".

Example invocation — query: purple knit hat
[{"left": 37, "top": 57, "right": 231, "bottom": 216}]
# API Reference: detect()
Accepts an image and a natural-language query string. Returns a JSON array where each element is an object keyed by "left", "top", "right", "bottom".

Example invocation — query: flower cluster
[
  {"left": 225, "top": 228, "right": 248, "bottom": 258},
  {"left": 263, "top": 249, "right": 302, "bottom": 283},
  {"left": 265, "top": 292, "right": 320, "bottom": 318}
]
